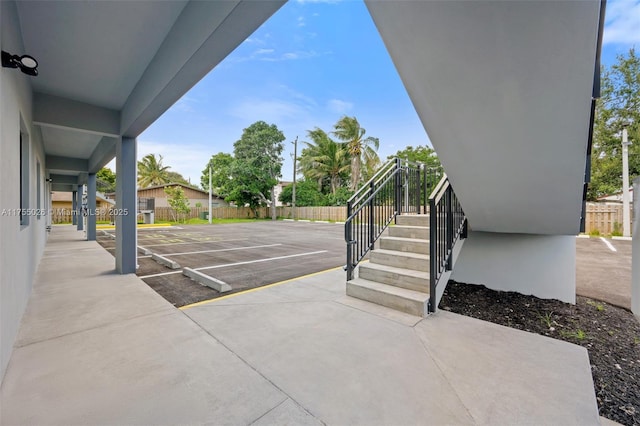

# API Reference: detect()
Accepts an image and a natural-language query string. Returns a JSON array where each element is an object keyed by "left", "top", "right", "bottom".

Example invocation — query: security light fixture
[{"left": 2, "top": 50, "right": 38, "bottom": 76}]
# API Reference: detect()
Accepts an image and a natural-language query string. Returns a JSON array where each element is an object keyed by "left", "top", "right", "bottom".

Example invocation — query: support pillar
[
  {"left": 71, "top": 190, "right": 77, "bottom": 225},
  {"left": 115, "top": 137, "right": 137, "bottom": 274},
  {"left": 87, "top": 173, "right": 97, "bottom": 241},
  {"left": 632, "top": 177, "right": 639, "bottom": 319},
  {"left": 76, "top": 185, "right": 83, "bottom": 231}
]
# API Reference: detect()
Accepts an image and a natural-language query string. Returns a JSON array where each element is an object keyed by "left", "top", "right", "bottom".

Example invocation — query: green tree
[
  {"left": 387, "top": 145, "right": 442, "bottom": 170},
  {"left": 137, "top": 154, "right": 171, "bottom": 188},
  {"left": 589, "top": 48, "right": 639, "bottom": 200},
  {"left": 164, "top": 185, "right": 191, "bottom": 223},
  {"left": 166, "top": 171, "right": 190, "bottom": 186},
  {"left": 200, "top": 152, "right": 234, "bottom": 197},
  {"left": 226, "top": 121, "right": 285, "bottom": 218},
  {"left": 96, "top": 167, "right": 116, "bottom": 193},
  {"left": 279, "top": 179, "right": 327, "bottom": 206},
  {"left": 298, "top": 128, "right": 351, "bottom": 195},
  {"left": 332, "top": 116, "right": 380, "bottom": 191}
]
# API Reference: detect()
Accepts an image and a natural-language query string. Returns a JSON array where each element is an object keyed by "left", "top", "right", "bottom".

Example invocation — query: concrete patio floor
[{"left": 1, "top": 226, "right": 601, "bottom": 425}]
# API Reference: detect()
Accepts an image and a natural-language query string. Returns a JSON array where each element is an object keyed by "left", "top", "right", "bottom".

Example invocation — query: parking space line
[
  {"left": 161, "top": 243, "right": 282, "bottom": 257},
  {"left": 194, "top": 250, "right": 328, "bottom": 272},
  {"left": 139, "top": 250, "right": 329, "bottom": 279},
  {"left": 180, "top": 265, "right": 343, "bottom": 310},
  {"left": 600, "top": 237, "right": 617, "bottom": 252},
  {"left": 139, "top": 238, "right": 248, "bottom": 248}
]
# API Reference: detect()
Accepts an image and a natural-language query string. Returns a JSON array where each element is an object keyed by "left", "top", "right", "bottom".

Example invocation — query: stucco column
[
  {"left": 87, "top": 173, "right": 97, "bottom": 241},
  {"left": 632, "top": 177, "right": 639, "bottom": 319},
  {"left": 115, "top": 136, "right": 137, "bottom": 274},
  {"left": 71, "top": 190, "right": 77, "bottom": 225},
  {"left": 76, "top": 185, "right": 83, "bottom": 231}
]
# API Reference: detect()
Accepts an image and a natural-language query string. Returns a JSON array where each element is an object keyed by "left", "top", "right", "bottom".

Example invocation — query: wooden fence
[
  {"left": 148, "top": 206, "right": 348, "bottom": 222},
  {"left": 50, "top": 208, "right": 113, "bottom": 224},
  {"left": 584, "top": 203, "right": 634, "bottom": 235}
]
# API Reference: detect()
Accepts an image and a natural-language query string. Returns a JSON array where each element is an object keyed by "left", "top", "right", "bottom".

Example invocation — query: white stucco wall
[
  {"left": 0, "top": 0, "right": 47, "bottom": 382},
  {"left": 632, "top": 177, "right": 639, "bottom": 318},
  {"left": 450, "top": 232, "right": 576, "bottom": 303}
]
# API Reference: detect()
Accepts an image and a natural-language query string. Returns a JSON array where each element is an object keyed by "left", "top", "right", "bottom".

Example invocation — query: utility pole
[
  {"left": 292, "top": 136, "right": 298, "bottom": 220},
  {"left": 208, "top": 165, "right": 212, "bottom": 224},
  {"left": 622, "top": 124, "right": 631, "bottom": 237}
]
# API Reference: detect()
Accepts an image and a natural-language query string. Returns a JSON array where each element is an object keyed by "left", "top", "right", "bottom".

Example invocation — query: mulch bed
[{"left": 440, "top": 281, "right": 640, "bottom": 426}]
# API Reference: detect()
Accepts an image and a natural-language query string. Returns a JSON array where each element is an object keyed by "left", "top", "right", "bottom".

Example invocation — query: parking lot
[
  {"left": 97, "top": 221, "right": 346, "bottom": 307},
  {"left": 97, "top": 223, "right": 634, "bottom": 311},
  {"left": 576, "top": 236, "right": 632, "bottom": 310}
]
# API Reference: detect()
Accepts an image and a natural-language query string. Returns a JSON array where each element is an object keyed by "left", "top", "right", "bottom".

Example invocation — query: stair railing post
[
  {"left": 446, "top": 185, "right": 453, "bottom": 271},
  {"left": 368, "top": 180, "right": 375, "bottom": 251},
  {"left": 429, "top": 195, "right": 437, "bottom": 313},
  {"left": 394, "top": 158, "right": 401, "bottom": 218},
  {"left": 346, "top": 201, "right": 353, "bottom": 281}
]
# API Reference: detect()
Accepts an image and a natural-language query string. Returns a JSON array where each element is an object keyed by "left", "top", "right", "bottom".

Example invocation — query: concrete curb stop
[
  {"left": 183, "top": 268, "right": 232, "bottom": 293},
  {"left": 138, "top": 246, "right": 152, "bottom": 255},
  {"left": 151, "top": 253, "right": 181, "bottom": 269}
]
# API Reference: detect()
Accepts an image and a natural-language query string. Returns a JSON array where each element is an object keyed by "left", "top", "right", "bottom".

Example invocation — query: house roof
[
  {"left": 596, "top": 188, "right": 634, "bottom": 202},
  {"left": 137, "top": 183, "right": 221, "bottom": 198}
]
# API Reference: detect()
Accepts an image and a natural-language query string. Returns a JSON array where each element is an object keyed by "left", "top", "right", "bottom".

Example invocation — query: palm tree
[
  {"left": 332, "top": 116, "right": 380, "bottom": 190},
  {"left": 137, "top": 154, "right": 171, "bottom": 188},
  {"left": 299, "top": 128, "right": 351, "bottom": 195}
]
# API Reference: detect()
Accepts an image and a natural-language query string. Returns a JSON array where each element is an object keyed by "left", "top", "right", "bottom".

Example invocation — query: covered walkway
[{"left": 1, "top": 226, "right": 600, "bottom": 425}]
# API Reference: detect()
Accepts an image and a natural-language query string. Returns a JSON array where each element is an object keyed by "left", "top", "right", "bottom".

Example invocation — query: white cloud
[
  {"left": 227, "top": 86, "right": 317, "bottom": 128},
  {"left": 171, "top": 95, "right": 198, "bottom": 113},
  {"left": 327, "top": 99, "right": 354, "bottom": 114},
  {"left": 231, "top": 49, "right": 328, "bottom": 63},
  {"left": 229, "top": 97, "right": 314, "bottom": 124},
  {"left": 297, "top": 16, "right": 306, "bottom": 27},
  {"left": 603, "top": 0, "right": 640, "bottom": 45}
]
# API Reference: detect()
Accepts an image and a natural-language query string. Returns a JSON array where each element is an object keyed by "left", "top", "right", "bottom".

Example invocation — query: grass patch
[{"left": 164, "top": 218, "right": 273, "bottom": 225}]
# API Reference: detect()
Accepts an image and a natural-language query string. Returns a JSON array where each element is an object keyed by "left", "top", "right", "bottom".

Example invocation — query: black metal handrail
[
  {"left": 345, "top": 157, "right": 442, "bottom": 280},
  {"left": 429, "top": 175, "right": 467, "bottom": 313}
]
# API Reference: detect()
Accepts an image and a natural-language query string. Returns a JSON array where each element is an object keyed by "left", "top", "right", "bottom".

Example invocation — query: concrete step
[
  {"left": 346, "top": 278, "right": 430, "bottom": 317},
  {"left": 396, "top": 215, "right": 430, "bottom": 227},
  {"left": 380, "top": 236, "right": 429, "bottom": 254},
  {"left": 389, "top": 225, "right": 430, "bottom": 240},
  {"left": 369, "top": 249, "right": 429, "bottom": 272},
  {"left": 359, "top": 262, "right": 429, "bottom": 293}
]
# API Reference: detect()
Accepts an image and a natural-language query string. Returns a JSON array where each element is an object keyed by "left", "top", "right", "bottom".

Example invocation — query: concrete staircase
[{"left": 346, "top": 214, "right": 431, "bottom": 317}]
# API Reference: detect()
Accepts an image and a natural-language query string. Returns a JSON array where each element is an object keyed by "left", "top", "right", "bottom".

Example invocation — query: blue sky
[{"left": 132, "top": 0, "right": 640, "bottom": 186}]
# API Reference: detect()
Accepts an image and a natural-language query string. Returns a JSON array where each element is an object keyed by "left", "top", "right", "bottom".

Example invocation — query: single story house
[
  {"left": 597, "top": 188, "right": 634, "bottom": 204},
  {"left": 51, "top": 191, "right": 114, "bottom": 210},
  {"left": 136, "top": 183, "right": 227, "bottom": 209}
]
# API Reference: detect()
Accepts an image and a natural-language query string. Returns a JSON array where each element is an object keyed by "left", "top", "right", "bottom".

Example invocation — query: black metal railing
[
  {"left": 345, "top": 157, "right": 442, "bottom": 280},
  {"left": 429, "top": 175, "right": 467, "bottom": 313}
]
